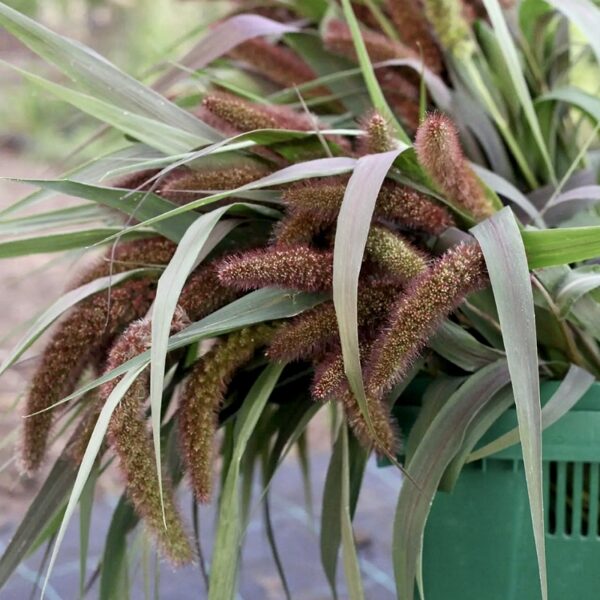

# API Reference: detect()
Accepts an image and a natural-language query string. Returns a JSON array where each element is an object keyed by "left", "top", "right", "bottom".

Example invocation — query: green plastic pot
[{"left": 415, "top": 380, "right": 600, "bottom": 600}]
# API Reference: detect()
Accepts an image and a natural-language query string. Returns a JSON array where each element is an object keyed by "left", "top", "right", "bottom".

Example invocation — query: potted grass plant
[{"left": 0, "top": 0, "right": 599, "bottom": 598}]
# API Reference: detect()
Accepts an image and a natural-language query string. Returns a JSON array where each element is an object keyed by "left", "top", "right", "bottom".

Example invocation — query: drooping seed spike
[
  {"left": 267, "top": 282, "right": 398, "bottom": 363},
  {"left": 177, "top": 263, "right": 239, "bottom": 322},
  {"left": 282, "top": 178, "right": 454, "bottom": 235},
  {"left": 179, "top": 324, "right": 276, "bottom": 502},
  {"left": 422, "top": 0, "right": 475, "bottom": 59},
  {"left": 415, "top": 113, "right": 495, "bottom": 221},
  {"left": 366, "top": 242, "right": 487, "bottom": 396},
  {"left": 271, "top": 212, "right": 326, "bottom": 247},
  {"left": 72, "top": 237, "right": 176, "bottom": 288},
  {"left": 229, "top": 38, "right": 317, "bottom": 89},
  {"left": 203, "top": 92, "right": 314, "bottom": 133},
  {"left": 377, "top": 183, "right": 455, "bottom": 234},
  {"left": 386, "top": 0, "right": 444, "bottom": 73},
  {"left": 365, "top": 225, "right": 428, "bottom": 282},
  {"left": 217, "top": 246, "right": 333, "bottom": 293},
  {"left": 21, "top": 278, "right": 158, "bottom": 474},
  {"left": 324, "top": 18, "right": 418, "bottom": 64},
  {"left": 102, "top": 311, "right": 194, "bottom": 566},
  {"left": 311, "top": 347, "right": 352, "bottom": 402},
  {"left": 359, "top": 111, "right": 397, "bottom": 155},
  {"left": 158, "top": 161, "right": 271, "bottom": 204},
  {"left": 338, "top": 387, "right": 400, "bottom": 454}
]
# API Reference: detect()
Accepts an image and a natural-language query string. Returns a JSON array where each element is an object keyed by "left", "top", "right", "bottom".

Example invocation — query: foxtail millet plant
[{"left": 4, "top": 2, "right": 599, "bottom": 598}]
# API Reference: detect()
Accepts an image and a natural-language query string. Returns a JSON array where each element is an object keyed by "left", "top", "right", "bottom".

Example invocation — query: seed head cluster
[{"left": 19, "top": 56, "right": 494, "bottom": 566}]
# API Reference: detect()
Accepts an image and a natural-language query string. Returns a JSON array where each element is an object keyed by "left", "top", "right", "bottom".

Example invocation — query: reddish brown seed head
[
  {"left": 386, "top": 0, "right": 444, "bottom": 73},
  {"left": 415, "top": 113, "right": 494, "bottom": 221},
  {"left": 365, "top": 242, "right": 487, "bottom": 396},
  {"left": 203, "top": 92, "right": 314, "bottom": 133},
  {"left": 179, "top": 324, "right": 276, "bottom": 502},
  {"left": 217, "top": 246, "right": 334, "bottom": 293}
]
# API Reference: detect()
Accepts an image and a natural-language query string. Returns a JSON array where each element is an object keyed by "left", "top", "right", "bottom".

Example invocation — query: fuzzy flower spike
[
  {"left": 415, "top": 113, "right": 495, "bottom": 221},
  {"left": 179, "top": 323, "right": 277, "bottom": 502}
]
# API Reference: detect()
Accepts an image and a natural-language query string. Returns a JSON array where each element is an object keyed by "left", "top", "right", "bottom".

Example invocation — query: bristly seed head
[
  {"left": 179, "top": 324, "right": 276, "bottom": 502},
  {"left": 158, "top": 162, "right": 271, "bottom": 204},
  {"left": 267, "top": 282, "right": 398, "bottom": 363},
  {"left": 415, "top": 113, "right": 495, "bottom": 221},
  {"left": 203, "top": 92, "right": 314, "bottom": 133},
  {"left": 103, "top": 312, "right": 194, "bottom": 566},
  {"left": 282, "top": 178, "right": 454, "bottom": 235},
  {"left": 365, "top": 242, "right": 487, "bottom": 396},
  {"left": 359, "top": 112, "right": 397, "bottom": 155},
  {"left": 386, "top": 0, "right": 444, "bottom": 73},
  {"left": 217, "top": 246, "right": 334, "bottom": 293},
  {"left": 21, "top": 278, "right": 159, "bottom": 474},
  {"left": 229, "top": 38, "right": 317, "bottom": 89},
  {"left": 422, "top": 0, "right": 475, "bottom": 59},
  {"left": 365, "top": 225, "right": 428, "bottom": 282}
]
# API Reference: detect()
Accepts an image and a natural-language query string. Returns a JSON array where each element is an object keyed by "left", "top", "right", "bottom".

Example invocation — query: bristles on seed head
[
  {"left": 158, "top": 162, "right": 271, "bottom": 204},
  {"left": 203, "top": 92, "right": 314, "bottom": 133},
  {"left": 71, "top": 236, "right": 176, "bottom": 289},
  {"left": 229, "top": 38, "right": 317, "bottom": 88},
  {"left": 386, "top": 0, "right": 444, "bottom": 73},
  {"left": 179, "top": 324, "right": 276, "bottom": 502},
  {"left": 21, "top": 278, "right": 158, "bottom": 474},
  {"left": 359, "top": 112, "right": 397, "bottom": 154},
  {"left": 415, "top": 113, "right": 494, "bottom": 221},
  {"left": 365, "top": 225, "right": 428, "bottom": 282},
  {"left": 324, "top": 19, "right": 418, "bottom": 63},
  {"left": 365, "top": 242, "right": 487, "bottom": 396},
  {"left": 217, "top": 246, "right": 333, "bottom": 293}
]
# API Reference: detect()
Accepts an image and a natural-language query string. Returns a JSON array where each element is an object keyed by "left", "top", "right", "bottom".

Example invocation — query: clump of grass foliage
[{"left": 0, "top": 0, "right": 600, "bottom": 598}]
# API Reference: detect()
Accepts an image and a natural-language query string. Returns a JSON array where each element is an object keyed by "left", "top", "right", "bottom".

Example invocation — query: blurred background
[{"left": 0, "top": 2, "right": 403, "bottom": 598}]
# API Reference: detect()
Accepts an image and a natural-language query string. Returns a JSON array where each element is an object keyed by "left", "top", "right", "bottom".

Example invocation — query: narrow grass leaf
[
  {"left": 556, "top": 270, "right": 600, "bottom": 318},
  {"left": 149, "top": 207, "right": 233, "bottom": 524},
  {"left": 0, "top": 2, "right": 219, "bottom": 142},
  {"left": 469, "top": 365, "right": 595, "bottom": 461},
  {"left": 333, "top": 149, "right": 405, "bottom": 439},
  {"left": 208, "top": 363, "right": 285, "bottom": 600},
  {"left": 41, "top": 365, "right": 146, "bottom": 599},
  {"left": 0, "top": 63, "right": 205, "bottom": 154},
  {"left": 340, "top": 426, "right": 365, "bottom": 600},
  {"left": 0, "top": 204, "right": 104, "bottom": 236},
  {"left": 480, "top": 0, "right": 555, "bottom": 182},
  {"left": 440, "top": 386, "right": 514, "bottom": 491},
  {"left": 538, "top": 87, "right": 600, "bottom": 124},
  {"left": 0, "top": 457, "right": 76, "bottom": 590},
  {"left": 78, "top": 465, "right": 97, "bottom": 598},
  {"left": 0, "top": 228, "right": 149, "bottom": 259},
  {"left": 17, "top": 179, "right": 197, "bottom": 242},
  {"left": 472, "top": 165, "right": 545, "bottom": 227},
  {"left": 472, "top": 207, "right": 547, "bottom": 600},
  {"left": 393, "top": 360, "right": 511, "bottom": 599},
  {"left": 99, "top": 496, "right": 137, "bottom": 600},
  {"left": 429, "top": 319, "right": 504, "bottom": 371},
  {"left": 321, "top": 422, "right": 368, "bottom": 599},
  {"left": 522, "top": 225, "right": 600, "bottom": 269}
]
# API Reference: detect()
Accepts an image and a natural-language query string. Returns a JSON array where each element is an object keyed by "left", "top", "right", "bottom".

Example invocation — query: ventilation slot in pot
[{"left": 547, "top": 461, "right": 600, "bottom": 539}]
